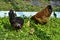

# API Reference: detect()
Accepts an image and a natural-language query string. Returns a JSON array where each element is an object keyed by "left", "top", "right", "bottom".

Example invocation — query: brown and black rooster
[
  {"left": 8, "top": 9, "right": 24, "bottom": 31},
  {"left": 31, "top": 5, "right": 52, "bottom": 24}
]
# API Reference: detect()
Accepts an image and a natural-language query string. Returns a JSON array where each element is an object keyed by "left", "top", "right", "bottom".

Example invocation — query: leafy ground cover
[{"left": 0, "top": 17, "right": 60, "bottom": 40}]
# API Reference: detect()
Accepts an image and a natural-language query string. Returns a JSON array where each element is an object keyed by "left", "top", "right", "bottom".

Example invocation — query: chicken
[
  {"left": 29, "top": 28, "right": 35, "bottom": 35},
  {"left": 8, "top": 9, "right": 24, "bottom": 31},
  {"left": 54, "top": 12, "right": 57, "bottom": 18},
  {"left": 31, "top": 5, "right": 52, "bottom": 24}
]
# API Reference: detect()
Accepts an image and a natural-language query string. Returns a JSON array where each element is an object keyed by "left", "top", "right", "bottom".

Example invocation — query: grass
[
  {"left": 0, "top": 0, "right": 60, "bottom": 11},
  {"left": 0, "top": 17, "right": 60, "bottom": 40}
]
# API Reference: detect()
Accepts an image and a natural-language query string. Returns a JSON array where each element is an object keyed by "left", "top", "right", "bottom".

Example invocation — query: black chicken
[
  {"left": 8, "top": 9, "right": 24, "bottom": 31},
  {"left": 54, "top": 12, "right": 57, "bottom": 18}
]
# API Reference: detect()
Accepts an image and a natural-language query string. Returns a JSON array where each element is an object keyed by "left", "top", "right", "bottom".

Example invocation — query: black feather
[{"left": 8, "top": 9, "right": 24, "bottom": 30}]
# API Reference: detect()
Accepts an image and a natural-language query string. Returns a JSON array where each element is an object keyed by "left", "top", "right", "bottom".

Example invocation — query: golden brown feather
[{"left": 31, "top": 5, "right": 52, "bottom": 24}]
